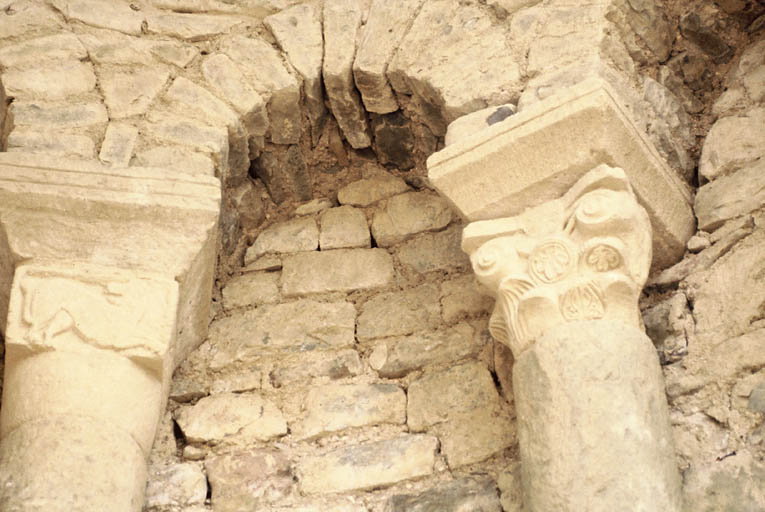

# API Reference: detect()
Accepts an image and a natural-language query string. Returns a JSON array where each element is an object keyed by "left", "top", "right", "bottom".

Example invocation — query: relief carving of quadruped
[{"left": 465, "top": 165, "right": 652, "bottom": 357}]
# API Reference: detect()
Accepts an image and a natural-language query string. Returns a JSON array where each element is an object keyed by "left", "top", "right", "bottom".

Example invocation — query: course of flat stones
[{"left": 0, "top": 0, "right": 763, "bottom": 511}]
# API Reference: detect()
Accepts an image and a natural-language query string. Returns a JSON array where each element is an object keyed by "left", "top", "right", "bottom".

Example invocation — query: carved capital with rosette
[{"left": 463, "top": 165, "right": 652, "bottom": 357}]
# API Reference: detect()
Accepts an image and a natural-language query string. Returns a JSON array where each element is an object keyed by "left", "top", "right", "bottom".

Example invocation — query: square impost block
[{"left": 427, "top": 78, "right": 695, "bottom": 270}]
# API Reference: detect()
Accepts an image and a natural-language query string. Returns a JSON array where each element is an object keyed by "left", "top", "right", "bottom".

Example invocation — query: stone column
[
  {"left": 465, "top": 165, "right": 682, "bottom": 511},
  {"left": 0, "top": 154, "right": 220, "bottom": 512}
]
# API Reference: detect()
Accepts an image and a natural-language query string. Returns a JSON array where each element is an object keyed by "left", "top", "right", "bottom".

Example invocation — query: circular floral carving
[
  {"left": 575, "top": 191, "right": 616, "bottom": 226},
  {"left": 529, "top": 239, "right": 575, "bottom": 283},
  {"left": 585, "top": 244, "right": 621, "bottom": 272},
  {"left": 559, "top": 284, "right": 605, "bottom": 321}
]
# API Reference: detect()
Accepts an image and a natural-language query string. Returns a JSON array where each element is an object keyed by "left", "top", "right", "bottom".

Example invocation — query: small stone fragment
[
  {"left": 99, "top": 122, "right": 138, "bottom": 167},
  {"left": 320, "top": 206, "right": 370, "bottom": 250},
  {"left": 297, "top": 435, "right": 437, "bottom": 494},
  {"left": 100, "top": 67, "right": 170, "bottom": 119},
  {"left": 252, "top": 217, "right": 319, "bottom": 258},
  {"left": 686, "top": 234, "right": 711, "bottom": 253},
  {"left": 281, "top": 248, "right": 394, "bottom": 296},
  {"left": 253, "top": 145, "right": 312, "bottom": 204},
  {"left": 337, "top": 176, "right": 410, "bottom": 206},
  {"left": 385, "top": 477, "right": 502, "bottom": 512},
  {"left": 221, "top": 271, "right": 280, "bottom": 309},
  {"left": 295, "top": 198, "right": 334, "bottom": 216},
  {"left": 371, "top": 192, "right": 452, "bottom": 247},
  {"left": 357, "top": 284, "right": 441, "bottom": 341},
  {"left": 145, "top": 463, "right": 207, "bottom": 508},
  {"left": 2, "top": 61, "right": 96, "bottom": 100},
  {"left": 176, "top": 392, "right": 287, "bottom": 443}
]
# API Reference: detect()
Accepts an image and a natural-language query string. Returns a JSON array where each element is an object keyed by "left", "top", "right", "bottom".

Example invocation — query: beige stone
[
  {"left": 337, "top": 176, "right": 410, "bottom": 206},
  {"left": 322, "top": 0, "right": 371, "bottom": 148},
  {"left": 6, "top": 129, "right": 95, "bottom": 159},
  {"left": 433, "top": 405, "right": 515, "bottom": 467},
  {"left": 164, "top": 77, "right": 240, "bottom": 131},
  {"left": 265, "top": 1, "right": 326, "bottom": 141},
  {"left": 297, "top": 435, "right": 437, "bottom": 494},
  {"left": 281, "top": 248, "right": 394, "bottom": 296},
  {"left": 146, "top": 12, "right": 243, "bottom": 41},
  {"left": 353, "top": 0, "right": 425, "bottom": 113},
  {"left": 386, "top": 477, "right": 502, "bottom": 512},
  {"left": 8, "top": 101, "right": 107, "bottom": 128},
  {"left": 429, "top": 78, "right": 694, "bottom": 270},
  {"left": 396, "top": 224, "right": 470, "bottom": 274},
  {"left": 0, "top": 33, "right": 86, "bottom": 68},
  {"left": 0, "top": 1, "right": 62, "bottom": 40},
  {"left": 357, "top": 284, "right": 441, "bottom": 341},
  {"left": 440, "top": 275, "right": 494, "bottom": 323},
  {"left": 144, "top": 463, "right": 207, "bottom": 509},
  {"left": 99, "top": 122, "right": 138, "bottom": 167},
  {"left": 319, "top": 206, "right": 370, "bottom": 250},
  {"left": 100, "top": 67, "right": 170, "bottom": 119},
  {"left": 444, "top": 104, "right": 516, "bottom": 147},
  {"left": 251, "top": 217, "right": 319, "bottom": 258},
  {"left": 269, "top": 348, "right": 363, "bottom": 388},
  {"left": 51, "top": 0, "right": 144, "bottom": 35},
  {"left": 2, "top": 60, "right": 96, "bottom": 100},
  {"left": 177, "top": 392, "right": 287, "bottom": 444},
  {"left": 698, "top": 108, "right": 765, "bottom": 182},
  {"left": 221, "top": 271, "right": 280, "bottom": 309},
  {"left": 371, "top": 192, "right": 452, "bottom": 247},
  {"left": 695, "top": 159, "right": 765, "bottom": 231},
  {"left": 134, "top": 146, "right": 215, "bottom": 177}
]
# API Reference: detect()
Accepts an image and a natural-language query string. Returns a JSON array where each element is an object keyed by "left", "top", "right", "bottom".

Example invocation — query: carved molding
[{"left": 464, "top": 165, "right": 652, "bottom": 357}]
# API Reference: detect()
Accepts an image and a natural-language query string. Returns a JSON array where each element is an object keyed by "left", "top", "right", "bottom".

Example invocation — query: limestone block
[
  {"left": 695, "top": 159, "right": 765, "bottom": 231},
  {"left": 434, "top": 405, "right": 515, "bottom": 467},
  {"left": 202, "top": 53, "right": 269, "bottom": 138},
  {"left": 294, "top": 382, "right": 406, "bottom": 439},
  {"left": 221, "top": 35, "right": 302, "bottom": 144},
  {"left": 99, "top": 122, "right": 138, "bottom": 167},
  {"left": 319, "top": 206, "right": 371, "bottom": 250},
  {"left": 6, "top": 129, "right": 95, "bottom": 159},
  {"left": 368, "top": 322, "right": 481, "bottom": 378},
  {"left": 50, "top": 0, "right": 144, "bottom": 35},
  {"left": 337, "top": 175, "right": 410, "bottom": 206},
  {"left": 353, "top": 0, "right": 425, "bottom": 114},
  {"left": 385, "top": 477, "right": 502, "bottom": 512},
  {"left": 176, "top": 392, "right": 287, "bottom": 443},
  {"left": 244, "top": 254, "right": 282, "bottom": 271},
  {"left": 371, "top": 191, "right": 452, "bottom": 247},
  {"left": 698, "top": 108, "right": 765, "bottom": 182},
  {"left": 134, "top": 146, "right": 215, "bottom": 177},
  {"left": 221, "top": 271, "right": 280, "bottom": 309},
  {"left": 440, "top": 275, "right": 494, "bottom": 323},
  {"left": 388, "top": 1, "right": 523, "bottom": 135},
  {"left": 295, "top": 197, "right": 334, "bottom": 216},
  {"left": 206, "top": 450, "right": 293, "bottom": 512},
  {"left": 428, "top": 78, "right": 694, "bottom": 270},
  {"left": 713, "top": 39, "right": 765, "bottom": 117},
  {"left": 252, "top": 217, "right": 319, "bottom": 258},
  {"left": 297, "top": 435, "right": 437, "bottom": 494},
  {"left": 146, "top": 12, "right": 244, "bottom": 41},
  {"left": 682, "top": 450, "right": 765, "bottom": 512},
  {"left": 323, "top": 0, "right": 371, "bottom": 148},
  {"left": 80, "top": 30, "right": 197, "bottom": 68},
  {"left": 356, "top": 284, "right": 440, "bottom": 341},
  {"left": 265, "top": 1, "right": 326, "bottom": 141},
  {"left": 396, "top": 224, "right": 470, "bottom": 274},
  {"left": 281, "top": 248, "right": 394, "bottom": 296},
  {"left": 100, "top": 67, "right": 170, "bottom": 119},
  {"left": 164, "top": 77, "right": 240, "bottom": 132},
  {"left": 208, "top": 300, "right": 356, "bottom": 361},
  {"left": 2, "top": 60, "right": 96, "bottom": 100},
  {"left": 269, "top": 348, "right": 363, "bottom": 388},
  {"left": 8, "top": 101, "right": 108, "bottom": 128},
  {"left": 444, "top": 104, "right": 516, "bottom": 147},
  {"left": 0, "top": 33, "right": 86, "bottom": 68},
  {"left": 144, "top": 463, "right": 207, "bottom": 509},
  {"left": 0, "top": 1, "right": 62, "bottom": 40}
]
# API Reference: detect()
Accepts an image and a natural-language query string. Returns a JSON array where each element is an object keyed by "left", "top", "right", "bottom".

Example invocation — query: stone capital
[{"left": 464, "top": 165, "right": 651, "bottom": 357}]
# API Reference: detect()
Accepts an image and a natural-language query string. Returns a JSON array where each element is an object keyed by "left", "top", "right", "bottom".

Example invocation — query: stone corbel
[{"left": 0, "top": 154, "right": 220, "bottom": 512}]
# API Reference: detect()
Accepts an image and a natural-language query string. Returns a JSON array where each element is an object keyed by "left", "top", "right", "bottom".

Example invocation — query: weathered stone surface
[
  {"left": 357, "top": 284, "right": 441, "bottom": 341},
  {"left": 319, "top": 206, "right": 370, "bottom": 250},
  {"left": 51, "top": 0, "right": 144, "bottom": 34},
  {"left": 497, "top": 463, "right": 524, "bottom": 512},
  {"left": 0, "top": 1, "right": 62, "bottom": 40},
  {"left": 202, "top": 53, "right": 269, "bottom": 138},
  {"left": 337, "top": 176, "right": 410, "bottom": 206},
  {"left": 323, "top": 0, "right": 371, "bottom": 148},
  {"left": 143, "top": 113, "right": 229, "bottom": 173},
  {"left": 79, "top": 30, "right": 197, "bottom": 68},
  {"left": 371, "top": 192, "right": 452, "bottom": 247},
  {"left": 265, "top": 1, "right": 326, "bottom": 140},
  {"left": 145, "top": 463, "right": 207, "bottom": 508},
  {"left": 134, "top": 146, "right": 215, "bottom": 177},
  {"left": 99, "top": 122, "right": 138, "bottom": 167},
  {"left": 269, "top": 349, "right": 364, "bottom": 388},
  {"left": 2, "top": 61, "right": 96, "bottom": 100},
  {"left": 6, "top": 129, "right": 95, "bottom": 159},
  {"left": 7, "top": 101, "right": 107, "bottom": 128},
  {"left": 385, "top": 477, "right": 502, "bottom": 512},
  {"left": 445, "top": 104, "right": 516, "bottom": 147},
  {"left": 297, "top": 435, "right": 437, "bottom": 494},
  {"left": 353, "top": 0, "right": 425, "bottom": 114},
  {"left": 176, "top": 392, "right": 287, "bottom": 443},
  {"left": 221, "top": 35, "right": 301, "bottom": 144},
  {"left": 244, "top": 254, "right": 282, "bottom": 271},
  {"left": 281, "top": 249, "right": 394, "bottom": 296},
  {"left": 209, "top": 368, "right": 263, "bottom": 395},
  {"left": 252, "top": 145, "right": 312, "bottom": 204},
  {"left": 251, "top": 217, "right": 319, "bottom": 258},
  {"left": 680, "top": 11, "right": 733, "bottom": 64},
  {"left": 371, "top": 112, "right": 416, "bottom": 170},
  {"left": 440, "top": 275, "right": 494, "bottom": 324},
  {"left": 388, "top": 1, "right": 522, "bottom": 135},
  {"left": 368, "top": 322, "right": 481, "bottom": 378},
  {"left": 695, "top": 159, "right": 765, "bottom": 232},
  {"left": 643, "top": 293, "right": 693, "bottom": 365},
  {"left": 295, "top": 382, "right": 406, "bottom": 439},
  {"left": 165, "top": 76, "right": 240, "bottom": 131},
  {"left": 295, "top": 197, "right": 333, "bottom": 216},
  {"left": 100, "top": 67, "right": 170, "bottom": 119},
  {"left": 699, "top": 108, "right": 765, "bottom": 182},
  {"left": 713, "top": 39, "right": 764, "bottom": 117},
  {"left": 265, "top": 498, "right": 367, "bottom": 512},
  {"left": 208, "top": 300, "right": 356, "bottom": 364},
  {"left": 487, "top": 0, "right": 539, "bottom": 16},
  {"left": 0, "top": 33, "right": 86, "bottom": 67},
  {"left": 206, "top": 450, "right": 293, "bottom": 512},
  {"left": 683, "top": 449, "right": 765, "bottom": 511},
  {"left": 146, "top": 12, "right": 243, "bottom": 41},
  {"left": 606, "top": 0, "right": 673, "bottom": 64},
  {"left": 396, "top": 224, "right": 470, "bottom": 274},
  {"left": 222, "top": 271, "right": 280, "bottom": 309}
]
